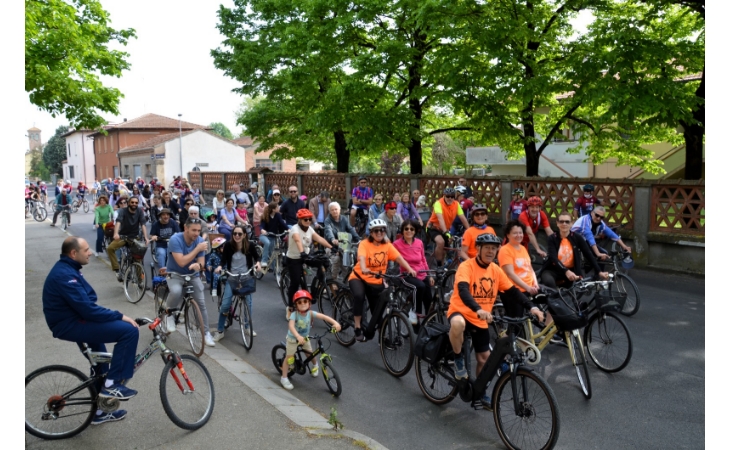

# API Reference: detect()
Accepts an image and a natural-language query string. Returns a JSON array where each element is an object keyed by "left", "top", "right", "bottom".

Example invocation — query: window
[
  {"left": 67, "top": 143, "right": 71, "bottom": 157},
  {"left": 69, "top": 166, "right": 75, "bottom": 179},
  {"left": 145, "top": 164, "right": 152, "bottom": 177},
  {"left": 124, "top": 165, "right": 129, "bottom": 177},
  {"left": 296, "top": 162, "right": 310, "bottom": 172},
  {"left": 255, "top": 159, "right": 282, "bottom": 171}
]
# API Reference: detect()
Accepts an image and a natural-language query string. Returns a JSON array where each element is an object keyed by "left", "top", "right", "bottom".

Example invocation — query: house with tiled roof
[
  {"left": 234, "top": 136, "right": 325, "bottom": 172},
  {"left": 91, "top": 113, "right": 209, "bottom": 181},
  {"left": 118, "top": 129, "right": 245, "bottom": 186}
]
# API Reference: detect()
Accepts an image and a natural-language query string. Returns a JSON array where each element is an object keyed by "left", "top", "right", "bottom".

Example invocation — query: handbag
[
  {"left": 227, "top": 273, "right": 256, "bottom": 296},
  {"left": 546, "top": 289, "right": 588, "bottom": 331}
]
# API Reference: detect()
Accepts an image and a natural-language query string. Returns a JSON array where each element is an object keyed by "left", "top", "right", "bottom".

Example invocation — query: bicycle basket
[
  {"left": 414, "top": 321, "right": 450, "bottom": 363},
  {"left": 594, "top": 290, "right": 626, "bottom": 313},
  {"left": 103, "top": 222, "right": 115, "bottom": 237},
  {"left": 129, "top": 239, "right": 148, "bottom": 260},
  {"left": 546, "top": 289, "right": 588, "bottom": 331},
  {"left": 227, "top": 274, "right": 256, "bottom": 296}
]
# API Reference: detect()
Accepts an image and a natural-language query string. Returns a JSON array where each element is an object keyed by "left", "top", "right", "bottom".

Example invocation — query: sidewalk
[{"left": 24, "top": 219, "right": 375, "bottom": 449}]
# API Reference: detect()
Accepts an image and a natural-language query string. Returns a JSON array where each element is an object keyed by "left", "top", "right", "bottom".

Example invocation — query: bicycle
[
  {"left": 271, "top": 328, "right": 343, "bottom": 396},
  {"left": 352, "top": 207, "right": 369, "bottom": 238},
  {"left": 279, "top": 251, "right": 332, "bottom": 310},
  {"left": 417, "top": 266, "right": 457, "bottom": 326},
  {"left": 27, "top": 199, "right": 47, "bottom": 222},
  {"left": 414, "top": 314, "right": 561, "bottom": 450},
  {"left": 117, "top": 236, "right": 147, "bottom": 304},
  {"left": 219, "top": 269, "right": 256, "bottom": 351},
  {"left": 25, "top": 317, "right": 215, "bottom": 440},
  {"left": 254, "top": 231, "right": 288, "bottom": 286},
  {"left": 156, "top": 271, "right": 207, "bottom": 357},
  {"left": 149, "top": 237, "right": 169, "bottom": 280},
  {"left": 425, "top": 231, "right": 462, "bottom": 272},
  {"left": 581, "top": 248, "right": 641, "bottom": 317},
  {"left": 72, "top": 197, "right": 90, "bottom": 214}
]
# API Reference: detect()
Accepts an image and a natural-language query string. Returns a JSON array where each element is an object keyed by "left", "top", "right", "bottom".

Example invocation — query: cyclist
[
  {"left": 457, "top": 177, "right": 473, "bottom": 199},
  {"left": 508, "top": 188, "right": 528, "bottom": 221},
  {"left": 323, "top": 201, "right": 359, "bottom": 280},
  {"left": 426, "top": 187, "right": 470, "bottom": 266},
  {"left": 279, "top": 290, "right": 341, "bottom": 390},
  {"left": 498, "top": 220, "right": 540, "bottom": 296},
  {"left": 50, "top": 188, "right": 73, "bottom": 227},
  {"left": 366, "top": 193, "right": 385, "bottom": 234},
  {"left": 149, "top": 195, "right": 163, "bottom": 224},
  {"left": 308, "top": 191, "right": 330, "bottom": 231},
  {"left": 571, "top": 205, "right": 632, "bottom": 263},
  {"left": 39, "top": 181, "right": 47, "bottom": 202},
  {"left": 135, "top": 177, "right": 145, "bottom": 191},
  {"left": 76, "top": 181, "right": 87, "bottom": 203},
  {"left": 574, "top": 184, "right": 601, "bottom": 220},
  {"left": 398, "top": 191, "right": 422, "bottom": 226},
  {"left": 447, "top": 233, "right": 544, "bottom": 409},
  {"left": 107, "top": 196, "right": 149, "bottom": 282},
  {"left": 259, "top": 202, "right": 288, "bottom": 267},
  {"left": 349, "top": 218, "right": 417, "bottom": 342},
  {"left": 266, "top": 184, "right": 280, "bottom": 203},
  {"left": 285, "top": 209, "right": 333, "bottom": 314},
  {"left": 25, "top": 184, "right": 33, "bottom": 216},
  {"left": 212, "top": 224, "right": 262, "bottom": 342},
  {"left": 393, "top": 220, "right": 432, "bottom": 323},
  {"left": 219, "top": 198, "right": 244, "bottom": 241},
  {"left": 350, "top": 176, "right": 374, "bottom": 227},
  {"left": 379, "top": 201, "right": 403, "bottom": 242},
  {"left": 517, "top": 196, "right": 554, "bottom": 259},
  {"left": 252, "top": 195, "right": 268, "bottom": 237},
  {"left": 93, "top": 195, "right": 114, "bottom": 256},
  {"left": 150, "top": 208, "right": 180, "bottom": 272},
  {"left": 166, "top": 217, "right": 215, "bottom": 347},
  {"left": 280, "top": 186, "right": 306, "bottom": 228},
  {"left": 43, "top": 237, "right": 140, "bottom": 424},
  {"left": 160, "top": 190, "right": 180, "bottom": 219},
  {"left": 459, "top": 204, "right": 497, "bottom": 261},
  {"left": 212, "top": 189, "right": 227, "bottom": 216}
]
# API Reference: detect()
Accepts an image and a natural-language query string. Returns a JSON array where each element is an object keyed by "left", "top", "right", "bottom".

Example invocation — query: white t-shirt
[{"left": 287, "top": 224, "right": 314, "bottom": 260}]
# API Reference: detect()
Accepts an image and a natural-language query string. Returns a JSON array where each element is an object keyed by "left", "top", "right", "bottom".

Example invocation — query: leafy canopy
[
  {"left": 43, "top": 125, "right": 71, "bottom": 176},
  {"left": 209, "top": 122, "right": 234, "bottom": 140}
]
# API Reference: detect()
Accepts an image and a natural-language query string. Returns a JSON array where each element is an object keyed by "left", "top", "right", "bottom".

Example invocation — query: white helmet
[
  {"left": 455, "top": 185, "right": 467, "bottom": 194},
  {"left": 369, "top": 218, "right": 387, "bottom": 230}
]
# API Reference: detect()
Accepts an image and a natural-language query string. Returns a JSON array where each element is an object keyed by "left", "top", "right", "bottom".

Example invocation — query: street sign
[{"left": 150, "top": 154, "right": 165, "bottom": 160}]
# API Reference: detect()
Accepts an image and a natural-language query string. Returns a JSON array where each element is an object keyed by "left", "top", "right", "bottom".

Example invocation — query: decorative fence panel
[
  {"left": 352, "top": 175, "right": 412, "bottom": 203},
  {"left": 470, "top": 179, "right": 502, "bottom": 217},
  {"left": 225, "top": 173, "right": 250, "bottom": 191},
  {"left": 202, "top": 173, "right": 222, "bottom": 192},
  {"left": 188, "top": 172, "right": 201, "bottom": 186},
  {"left": 265, "top": 173, "right": 298, "bottom": 193},
  {"left": 650, "top": 184, "right": 705, "bottom": 235},
  {"left": 419, "top": 176, "right": 460, "bottom": 207},
  {"left": 303, "top": 173, "right": 347, "bottom": 202}
]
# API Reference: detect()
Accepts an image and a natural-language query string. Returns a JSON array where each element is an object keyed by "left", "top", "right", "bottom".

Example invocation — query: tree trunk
[
  {"left": 407, "top": 29, "right": 426, "bottom": 175},
  {"left": 334, "top": 130, "right": 349, "bottom": 173},
  {"left": 683, "top": 68, "right": 704, "bottom": 180},
  {"left": 409, "top": 138, "right": 423, "bottom": 175},
  {"left": 522, "top": 111, "right": 540, "bottom": 176}
]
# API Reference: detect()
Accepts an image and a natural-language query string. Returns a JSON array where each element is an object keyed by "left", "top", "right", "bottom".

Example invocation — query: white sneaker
[
  {"left": 204, "top": 332, "right": 216, "bottom": 347},
  {"left": 212, "top": 292, "right": 218, "bottom": 299},
  {"left": 178, "top": 316, "right": 185, "bottom": 325},
  {"left": 261, "top": 262, "right": 268, "bottom": 268},
  {"left": 310, "top": 365, "right": 319, "bottom": 378},
  {"left": 280, "top": 378, "right": 294, "bottom": 390},
  {"left": 213, "top": 331, "right": 225, "bottom": 342},
  {"left": 408, "top": 310, "right": 418, "bottom": 325},
  {"left": 165, "top": 315, "right": 176, "bottom": 334},
  {"left": 252, "top": 330, "right": 257, "bottom": 337}
]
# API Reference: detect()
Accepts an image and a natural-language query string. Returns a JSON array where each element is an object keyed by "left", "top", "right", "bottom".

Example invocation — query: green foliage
[
  {"left": 43, "top": 126, "right": 71, "bottom": 175},
  {"left": 209, "top": 122, "right": 234, "bottom": 140},
  {"left": 29, "top": 150, "right": 50, "bottom": 180},
  {"left": 328, "top": 406, "right": 344, "bottom": 431},
  {"left": 25, "top": 0, "right": 136, "bottom": 130}
]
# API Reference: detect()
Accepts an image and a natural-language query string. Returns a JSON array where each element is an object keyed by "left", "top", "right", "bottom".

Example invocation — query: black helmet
[
  {"left": 512, "top": 188, "right": 524, "bottom": 196},
  {"left": 475, "top": 233, "right": 501, "bottom": 246},
  {"left": 443, "top": 187, "right": 456, "bottom": 196},
  {"left": 583, "top": 184, "right": 594, "bottom": 192},
  {"left": 471, "top": 203, "right": 487, "bottom": 213}
]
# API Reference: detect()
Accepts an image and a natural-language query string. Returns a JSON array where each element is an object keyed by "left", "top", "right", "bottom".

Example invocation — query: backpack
[{"left": 414, "top": 321, "right": 451, "bottom": 363}]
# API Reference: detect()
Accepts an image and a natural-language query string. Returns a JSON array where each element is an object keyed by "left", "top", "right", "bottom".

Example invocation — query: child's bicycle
[
  {"left": 25, "top": 317, "right": 215, "bottom": 440},
  {"left": 271, "top": 328, "right": 342, "bottom": 396}
]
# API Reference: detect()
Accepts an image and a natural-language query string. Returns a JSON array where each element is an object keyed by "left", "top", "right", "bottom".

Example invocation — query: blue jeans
[
  {"left": 259, "top": 235, "right": 273, "bottom": 264},
  {"left": 96, "top": 226, "right": 105, "bottom": 253},
  {"left": 217, "top": 282, "right": 253, "bottom": 332},
  {"left": 155, "top": 246, "right": 168, "bottom": 271}
]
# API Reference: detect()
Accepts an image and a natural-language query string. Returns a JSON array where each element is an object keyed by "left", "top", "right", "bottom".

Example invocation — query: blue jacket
[
  {"left": 42, "top": 255, "right": 122, "bottom": 337},
  {"left": 570, "top": 214, "right": 619, "bottom": 247},
  {"left": 55, "top": 193, "right": 73, "bottom": 210}
]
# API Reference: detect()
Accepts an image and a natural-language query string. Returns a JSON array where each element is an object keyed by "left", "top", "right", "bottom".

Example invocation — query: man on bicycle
[
  {"left": 350, "top": 176, "right": 374, "bottom": 227},
  {"left": 324, "top": 201, "right": 360, "bottom": 280},
  {"left": 150, "top": 208, "right": 179, "bottom": 271},
  {"left": 426, "top": 187, "right": 469, "bottom": 266},
  {"left": 571, "top": 205, "right": 631, "bottom": 263},
  {"left": 165, "top": 218, "right": 216, "bottom": 347},
  {"left": 50, "top": 188, "right": 73, "bottom": 227},
  {"left": 517, "top": 196, "right": 554, "bottom": 259},
  {"left": 43, "top": 237, "right": 140, "bottom": 424},
  {"left": 107, "top": 196, "right": 149, "bottom": 281},
  {"left": 76, "top": 181, "right": 88, "bottom": 201},
  {"left": 447, "top": 233, "right": 544, "bottom": 409}
]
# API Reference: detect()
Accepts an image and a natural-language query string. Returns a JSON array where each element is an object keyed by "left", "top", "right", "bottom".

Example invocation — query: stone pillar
[
  {"left": 297, "top": 174, "right": 303, "bottom": 196},
  {"left": 500, "top": 179, "right": 513, "bottom": 226},
  {"left": 632, "top": 186, "right": 651, "bottom": 267},
  {"left": 345, "top": 175, "right": 352, "bottom": 205},
  {"left": 221, "top": 173, "right": 227, "bottom": 193},
  {"left": 411, "top": 176, "right": 420, "bottom": 195}
]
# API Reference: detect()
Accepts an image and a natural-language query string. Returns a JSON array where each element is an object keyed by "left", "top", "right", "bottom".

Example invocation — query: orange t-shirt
[
  {"left": 447, "top": 259, "right": 514, "bottom": 329},
  {"left": 428, "top": 198, "right": 464, "bottom": 230},
  {"left": 461, "top": 226, "right": 497, "bottom": 259},
  {"left": 348, "top": 239, "right": 401, "bottom": 285},
  {"left": 497, "top": 243, "right": 537, "bottom": 292},
  {"left": 558, "top": 238, "right": 575, "bottom": 268}
]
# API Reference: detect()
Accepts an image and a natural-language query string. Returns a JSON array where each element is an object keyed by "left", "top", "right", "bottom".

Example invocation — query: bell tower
[{"left": 28, "top": 127, "right": 42, "bottom": 151}]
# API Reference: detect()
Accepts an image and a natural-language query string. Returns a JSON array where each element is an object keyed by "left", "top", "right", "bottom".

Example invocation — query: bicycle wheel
[
  {"left": 415, "top": 356, "right": 458, "bottom": 405},
  {"left": 584, "top": 312, "right": 632, "bottom": 373},
  {"left": 83, "top": 201, "right": 89, "bottom": 213},
  {"left": 317, "top": 281, "right": 335, "bottom": 317},
  {"left": 380, "top": 311, "right": 415, "bottom": 377},
  {"left": 271, "top": 344, "right": 296, "bottom": 377},
  {"left": 613, "top": 273, "right": 641, "bottom": 316},
  {"left": 333, "top": 290, "right": 356, "bottom": 347},
  {"left": 425, "top": 251, "right": 438, "bottom": 270},
  {"left": 442, "top": 269, "right": 456, "bottom": 296},
  {"left": 61, "top": 213, "right": 68, "bottom": 231},
  {"left": 25, "top": 365, "right": 96, "bottom": 440},
  {"left": 238, "top": 297, "right": 253, "bottom": 351},
  {"left": 72, "top": 202, "right": 79, "bottom": 213},
  {"left": 123, "top": 263, "right": 146, "bottom": 304},
  {"left": 322, "top": 358, "right": 342, "bottom": 397},
  {"left": 254, "top": 246, "right": 265, "bottom": 280},
  {"left": 34, "top": 206, "right": 48, "bottom": 222},
  {"left": 279, "top": 267, "right": 291, "bottom": 308},
  {"left": 492, "top": 367, "right": 561, "bottom": 450},
  {"left": 566, "top": 332, "right": 591, "bottom": 399},
  {"left": 159, "top": 354, "right": 215, "bottom": 430},
  {"left": 184, "top": 300, "right": 205, "bottom": 357}
]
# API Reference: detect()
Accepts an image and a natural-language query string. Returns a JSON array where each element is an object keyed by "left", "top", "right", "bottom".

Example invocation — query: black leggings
[
  {"left": 285, "top": 257, "right": 308, "bottom": 308},
  {"left": 539, "top": 268, "right": 573, "bottom": 290},
  {"left": 404, "top": 276, "right": 432, "bottom": 315},
  {"left": 348, "top": 278, "right": 385, "bottom": 317}
]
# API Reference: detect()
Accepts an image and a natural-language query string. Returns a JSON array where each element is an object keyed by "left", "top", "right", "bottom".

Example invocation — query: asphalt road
[{"left": 69, "top": 210, "right": 705, "bottom": 450}]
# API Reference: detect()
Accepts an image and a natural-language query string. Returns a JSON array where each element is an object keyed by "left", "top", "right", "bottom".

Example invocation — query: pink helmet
[{"left": 211, "top": 237, "right": 226, "bottom": 249}]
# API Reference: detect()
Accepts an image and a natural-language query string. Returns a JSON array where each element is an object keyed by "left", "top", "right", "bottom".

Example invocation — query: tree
[
  {"left": 25, "top": 0, "right": 136, "bottom": 130},
  {"left": 29, "top": 148, "right": 50, "bottom": 180},
  {"left": 43, "top": 126, "right": 70, "bottom": 175},
  {"left": 209, "top": 122, "right": 234, "bottom": 140}
]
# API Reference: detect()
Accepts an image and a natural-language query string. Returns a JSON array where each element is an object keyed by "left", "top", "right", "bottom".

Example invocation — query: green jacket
[{"left": 95, "top": 204, "right": 113, "bottom": 225}]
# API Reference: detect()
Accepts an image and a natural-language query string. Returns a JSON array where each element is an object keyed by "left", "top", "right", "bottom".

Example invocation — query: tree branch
[
  {"left": 429, "top": 127, "right": 474, "bottom": 135},
  {"left": 566, "top": 114, "right": 596, "bottom": 133},
  {"left": 537, "top": 103, "right": 582, "bottom": 154}
]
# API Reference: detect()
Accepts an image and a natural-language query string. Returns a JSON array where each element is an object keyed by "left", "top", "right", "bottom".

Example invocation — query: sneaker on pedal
[
  {"left": 408, "top": 310, "right": 418, "bottom": 325},
  {"left": 261, "top": 262, "right": 268, "bottom": 268},
  {"left": 205, "top": 332, "right": 216, "bottom": 347},
  {"left": 481, "top": 393, "right": 493, "bottom": 411},
  {"left": 99, "top": 383, "right": 137, "bottom": 400},
  {"left": 310, "top": 365, "right": 319, "bottom": 378},
  {"left": 454, "top": 355, "right": 468, "bottom": 380},
  {"left": 355, "top": 327, "right": 365, "bottom": 342},
  {"left": 91, "top": 409, "right": 127, "bottom": 425}
]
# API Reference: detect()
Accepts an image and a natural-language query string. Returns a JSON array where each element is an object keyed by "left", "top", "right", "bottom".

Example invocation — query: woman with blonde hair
[{"left": 213, "top": 190, "right": 226, "bottom": 215}]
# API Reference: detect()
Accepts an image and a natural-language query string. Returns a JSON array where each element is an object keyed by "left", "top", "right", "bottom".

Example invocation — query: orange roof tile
[
  {"left": 118, "top": 130, "right": 199, "bottom": 154},
  {"left": 232, "top": 136, "right": 256, "bottom": 146}
]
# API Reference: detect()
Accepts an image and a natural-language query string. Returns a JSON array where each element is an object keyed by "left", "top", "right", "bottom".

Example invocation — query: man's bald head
[{"left": 62, "top": 237, "right": 91, "bottom": 265}]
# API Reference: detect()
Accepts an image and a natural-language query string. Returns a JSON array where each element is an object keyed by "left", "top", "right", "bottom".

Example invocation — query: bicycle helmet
[
  {"left": 455, "top": 185, "right": 467, "bottom": 194},
  {"left": 471, "top": 203, "right": 488, "bottom": 213},
  {"left": 526, "top": 196, "right": 543, "bottom": 207},
  {"left": 211, "top": 237, "right": 226, "bottom": 249},
  {"left": 368, "top": 218, "right": 387, "bottom": 230},
  {"left": 475, "top": 233, "right": 502, "bottom": 246},
  {"left": 296, "top": 208, "right": 314, "bottom": 219},
  {"left": 512, "top": 188, "right": 524, "bottom": 196},
  {"left": 583, "top": 184, "right": 595, "bottom": 192},
  {"left": 443, "top": 187, "right": 456, "bottom": 196},
  {"left": 292, "top": 290, "right": 313, "bottom": 312}
]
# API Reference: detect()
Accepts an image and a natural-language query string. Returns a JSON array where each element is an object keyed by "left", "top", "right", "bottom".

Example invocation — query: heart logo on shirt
[
  {"left": 368, "top": 252, "right": 387, "bottom": 268},
  {"left": 472, "top": 277, "right": 494, "bottom": 299}
]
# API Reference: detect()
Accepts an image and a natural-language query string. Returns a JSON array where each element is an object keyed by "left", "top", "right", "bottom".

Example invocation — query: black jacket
[
  {"left": 543, "top": 231, "right": 601, "bottom": 278},
  {"left": 280, "top": 199, "right": 306, "bottom": 226},
  {"left": 220, "top": 240, "right": 259, "bottom": 271}
]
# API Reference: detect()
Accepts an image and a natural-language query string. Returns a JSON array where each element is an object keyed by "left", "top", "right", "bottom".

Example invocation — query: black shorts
[
  {"left": 447, "top": 313, "right": 491, "bottom": 353},
  {"left": 427, "top": 227, "right": 445, "bottom": 243}
]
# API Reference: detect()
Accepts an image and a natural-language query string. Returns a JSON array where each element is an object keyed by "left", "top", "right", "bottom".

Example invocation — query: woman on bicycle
[
  {"left": 498, "top": 220, "right": 541, "bottom": 296},
  {"left": 217, "top": 198, "right": 243, "bottom": 241},
  {"left": 212, "top": 224, "right": 261, "bottom": 342},
  {"left": 366, "top": 193, "right": 385, "bottom": 235},
  {"left": 349, "top": 218, "right": 417, "bottom": 342},
  {"left": 397, "top": 192, "right": 422, "bottom": 226},
  {"left": 392, "top": 220, "right": 432, "bottom": 323},
  {"left": 459, "top": 204, "right": 497, "bottom": 261},
  {"left": 259, "top": 202, "right": 287, "bottom": 267},
  {"left": 285, "top": 209, "right": 333, "bottom": 311},
  {"left": 94, "top": 195, "right": 114, "bottom": 256},
  {"left": 141, "top": 184, "right": 152, "bottom": 202},
  {"left": 131, "top": 186, "right": 148, "bottom": 209}
]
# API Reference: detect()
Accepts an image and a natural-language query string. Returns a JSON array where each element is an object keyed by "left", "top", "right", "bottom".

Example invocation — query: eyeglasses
[
  {"left": 403, "top": 227, "right": 416, "bottom": 232},
  {"left": 593, "top": 213, "right": 604, "bottom": 220},
  {"left": 232, "top": 232, "right": 244, "bottom": 237},
  {"left": 290, "top": 190, "right": 298, "bottom": 194},
  {"left": 371, "top": 229, "right": 385, "bottom": 234},
  {"left": 188, "top": 218, "right": 202, "bottom": 224},
  {"left": 445, "top": 195, "right": 455, "bottom": 199},
  {"left": 273, "top": 193, "right": 280, "bottom": 196},
  {"left": 301, "top": 218, "right": 312, "bottom": 222},
  {"left": 186, "top": 202, "right": 193, "bottom": 206},
  {"left": 473, "top": 212, "right": 487, "bottom": 217},
  {"left": 558, "top": 220, "right": 572, "bottom": 224}
]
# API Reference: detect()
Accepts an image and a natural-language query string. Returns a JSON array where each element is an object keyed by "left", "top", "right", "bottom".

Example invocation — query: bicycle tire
[
  {"left": 415, "top": 356, "right": 458, "bottom": 405},
  {"left": 61, "top": 213, "right": 68, "bottom": 231},
  {"left": 380, "top": 310, "right": 415, "bottom": 377},
  {"left": 567, "top": 332, "right": 592, "bottom": 399},
  {"left": 317, "top": 280, "right": 335, "bottom": 317},
  {"left": 441, "top": 269, "right": 456, "bottom": 298},
  {"left": 82, "top": 201, "right": 89, "bottom": 213},
  {"left": 72, "top": 202, "right": 79, "bottom": 213},
  {"left": 425, "top": 251, "right": 438, "bottom": 270},
  {"left": 333, "top": 289, "right": 356, "bottom": 347},
  {"left": 271, "top": 344, "right": 296, "bottom": 378},
  {"left": 584, "top": 311, "right": 633, "bottom": 373},
  {"left": 123, "top": 263, "right": 146, "bottom": 304},
  {"left": 239, "top": 296, "right": 253, "bottom": 351},
  {"left": 25, "top": 365, "right": 96, "bottom": 440},
  {"left": 184, "top": 300, "right": 205, "bottom": 357},
  {"left": 159, "top": 354, "right": 215, "bottom": 430},
  {"left": 492, "top": 367, "right": 561, "bottom": 450},
  {"left": 34, "top": 206, "right": 48, "bottom": 222},
  {"left": 613, "top": 273, "right": 641, "bottom": 316},
  {"left": 279, "top": 267, "right": 291, "bottom": 308},
  {"left": 322, "top": 358, "right": 342, "bottom": 397}
]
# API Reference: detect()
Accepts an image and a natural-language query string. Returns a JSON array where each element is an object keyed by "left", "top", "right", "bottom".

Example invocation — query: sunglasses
[
  {"left": 558, "top": 220, "right": 571, "bottom": 224},
  {"left": 295, "top": 299, "right": 311, "bottom": 304},
  {"left": 445, "top": 195, "right": 455, "bottom": 199},
  {"left": 186, "top": 203, "right": 193, "bottom": 206},
  {"left": 371, "top": 229, "right": 385, "bottom": 234},
  {"left": 301, "top": 218, "right": 312, "bottom": 222},
  {"left": 188, "top": 218, "right": 202, "bottom": 224},
  {"left": 403, "top": 227, "right": 416, "bottom": 232},
  {"left": 593, "top": 214, "right": 604, "bottom": 219},
  {"left": 232, "top": 232, "right": 244, "bottom": 237},
  {"left": 473, "top": 212, "right": 487, "bottom": 216},
  {"left": 274, "top": 193, "right": 280, "bottom": 195}
]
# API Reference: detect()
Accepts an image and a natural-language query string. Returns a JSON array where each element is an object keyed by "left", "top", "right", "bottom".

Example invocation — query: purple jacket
[{"left": 397, "top": 201, "right": 420, "bottom": 221}]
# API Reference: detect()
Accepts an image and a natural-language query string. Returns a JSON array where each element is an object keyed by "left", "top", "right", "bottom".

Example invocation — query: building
[
  {"left": 26, "top": 127, "right": 43, "bottom": 177},
  {"left": 118, "top": 129, "right": 245, "bottom": 186},
  {"left": 234, "top": 136, "right": 324, "bottom": 172},
  {"left": 91, "top": 113, "right": 208, "bottom": 181},
  {"left": 61, "top": 129, "right": 95, "bottom": 185}
]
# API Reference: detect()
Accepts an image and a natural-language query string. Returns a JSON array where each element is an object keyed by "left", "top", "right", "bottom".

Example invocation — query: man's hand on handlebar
[
  {"left": 598, "top": 271, "right": 610, "bottom": 280},
  {"left": 476, "top": 309, "right": 492, "bottom": 323},
  {"left": 122, "top": 315, "right": 140, "bottom": 329},
  {"left": 565, "top": 270, "right": 581, "bottom": 282}
]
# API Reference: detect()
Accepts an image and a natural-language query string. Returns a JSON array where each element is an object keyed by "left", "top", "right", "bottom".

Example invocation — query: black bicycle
[
  {"left": 271, "top": 329, "right": 342, "bottom": 396},
  {"left": 25, "top": 317, "right": 215, "bottom": 440},
  {"left": 279, "top": 251, "right": 334, "bottom": 315},
  {"left": 220, "top": 269, "right": 255, "bottom": 351}
]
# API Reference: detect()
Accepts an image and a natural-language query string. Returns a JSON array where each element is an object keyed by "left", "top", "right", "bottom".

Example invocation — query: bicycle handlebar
[{"left": 224, "top": 268, "right": 256, "bottom": 277}]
